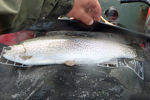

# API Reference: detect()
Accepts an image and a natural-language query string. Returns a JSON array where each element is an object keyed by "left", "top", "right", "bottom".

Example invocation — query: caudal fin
[{"left": 128, "top": 43, "right": 148, "bottom": 62}]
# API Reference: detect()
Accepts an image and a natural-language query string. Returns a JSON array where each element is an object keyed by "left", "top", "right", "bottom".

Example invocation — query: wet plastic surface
[
  {"left": 0, "top": 1, "right": 149, "bottom": 99},
  {"left": 0, "top": 31, "right": 150, "bottom": 100},
  {"left": 0, "top": 59, "right": 150, "bottom": 100}
]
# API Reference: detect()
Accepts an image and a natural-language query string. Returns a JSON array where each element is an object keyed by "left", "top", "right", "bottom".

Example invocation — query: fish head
[{"left": 3, "top": 45, "right": 25, "bottom": 61}]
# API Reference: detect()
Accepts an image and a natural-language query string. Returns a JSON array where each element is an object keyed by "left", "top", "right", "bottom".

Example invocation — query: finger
[
  {"left": 89, "top": 0, "right": 102, "bottom": 21},
  {"left": 85, "top": 7, "right": 90, "bottom": 13},
  {"left": 76, "top": 9, "right": 94, "bottom": 25},
  {"left": 67, "top": 8, "right": 93, "bottom": 25}
]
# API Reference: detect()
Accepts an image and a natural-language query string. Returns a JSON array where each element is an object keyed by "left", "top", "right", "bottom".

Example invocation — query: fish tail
[{"left": 128, "top": 43, "right": 147, "bottom": 62}]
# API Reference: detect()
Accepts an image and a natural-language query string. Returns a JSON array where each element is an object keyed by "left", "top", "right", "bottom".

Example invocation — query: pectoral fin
[
  {"left": 21, "top": 56, "right": 33, "bottom": 60},
  {"left": 65, "top": 60, "right": 76, "bottom": 66}
]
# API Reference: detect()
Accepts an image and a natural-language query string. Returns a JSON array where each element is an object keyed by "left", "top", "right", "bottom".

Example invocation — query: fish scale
[{"left": 3, "top": 35, "right": 137, "bottom": 66}]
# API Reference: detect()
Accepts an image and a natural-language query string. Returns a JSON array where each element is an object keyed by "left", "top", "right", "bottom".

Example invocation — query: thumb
[{"left": 77, "top": 11, "right": 94, "bottom": 25}]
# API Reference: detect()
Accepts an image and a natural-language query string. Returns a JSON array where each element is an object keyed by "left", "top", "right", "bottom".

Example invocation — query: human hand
[{"left": 66, "top": 0, "right": 101, "bottom": 25}]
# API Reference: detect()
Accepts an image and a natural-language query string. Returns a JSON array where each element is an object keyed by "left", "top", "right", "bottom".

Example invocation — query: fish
[{"left": 2, "top": 34, "right": 143, "bottom": 67}]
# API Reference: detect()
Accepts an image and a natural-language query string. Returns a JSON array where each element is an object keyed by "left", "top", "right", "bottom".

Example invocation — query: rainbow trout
[{"left": 2, "top": 35, "right": 140, "bottom": 66}]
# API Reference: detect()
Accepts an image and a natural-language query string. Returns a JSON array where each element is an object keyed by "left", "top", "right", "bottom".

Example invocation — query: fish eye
[{"left": 4, "top": 47, "right": 11, "bottom": 50}]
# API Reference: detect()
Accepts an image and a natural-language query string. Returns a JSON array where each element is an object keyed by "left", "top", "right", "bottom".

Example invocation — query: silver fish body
[{"left": 3, "top": 35, "right": 137, "bottom": 66}]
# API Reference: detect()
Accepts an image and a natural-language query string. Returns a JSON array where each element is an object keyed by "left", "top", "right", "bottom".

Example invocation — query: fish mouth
[
  {"left": 4, "top": 47, "right": 11, "bottom": 51},
  {"left": 2, "top": 47, "right": 12, "bottom": 55}
]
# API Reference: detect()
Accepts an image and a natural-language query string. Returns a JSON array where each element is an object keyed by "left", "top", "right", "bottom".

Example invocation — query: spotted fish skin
[{"left": 3, "top": 35, "right": 137, "bottom": 66}]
